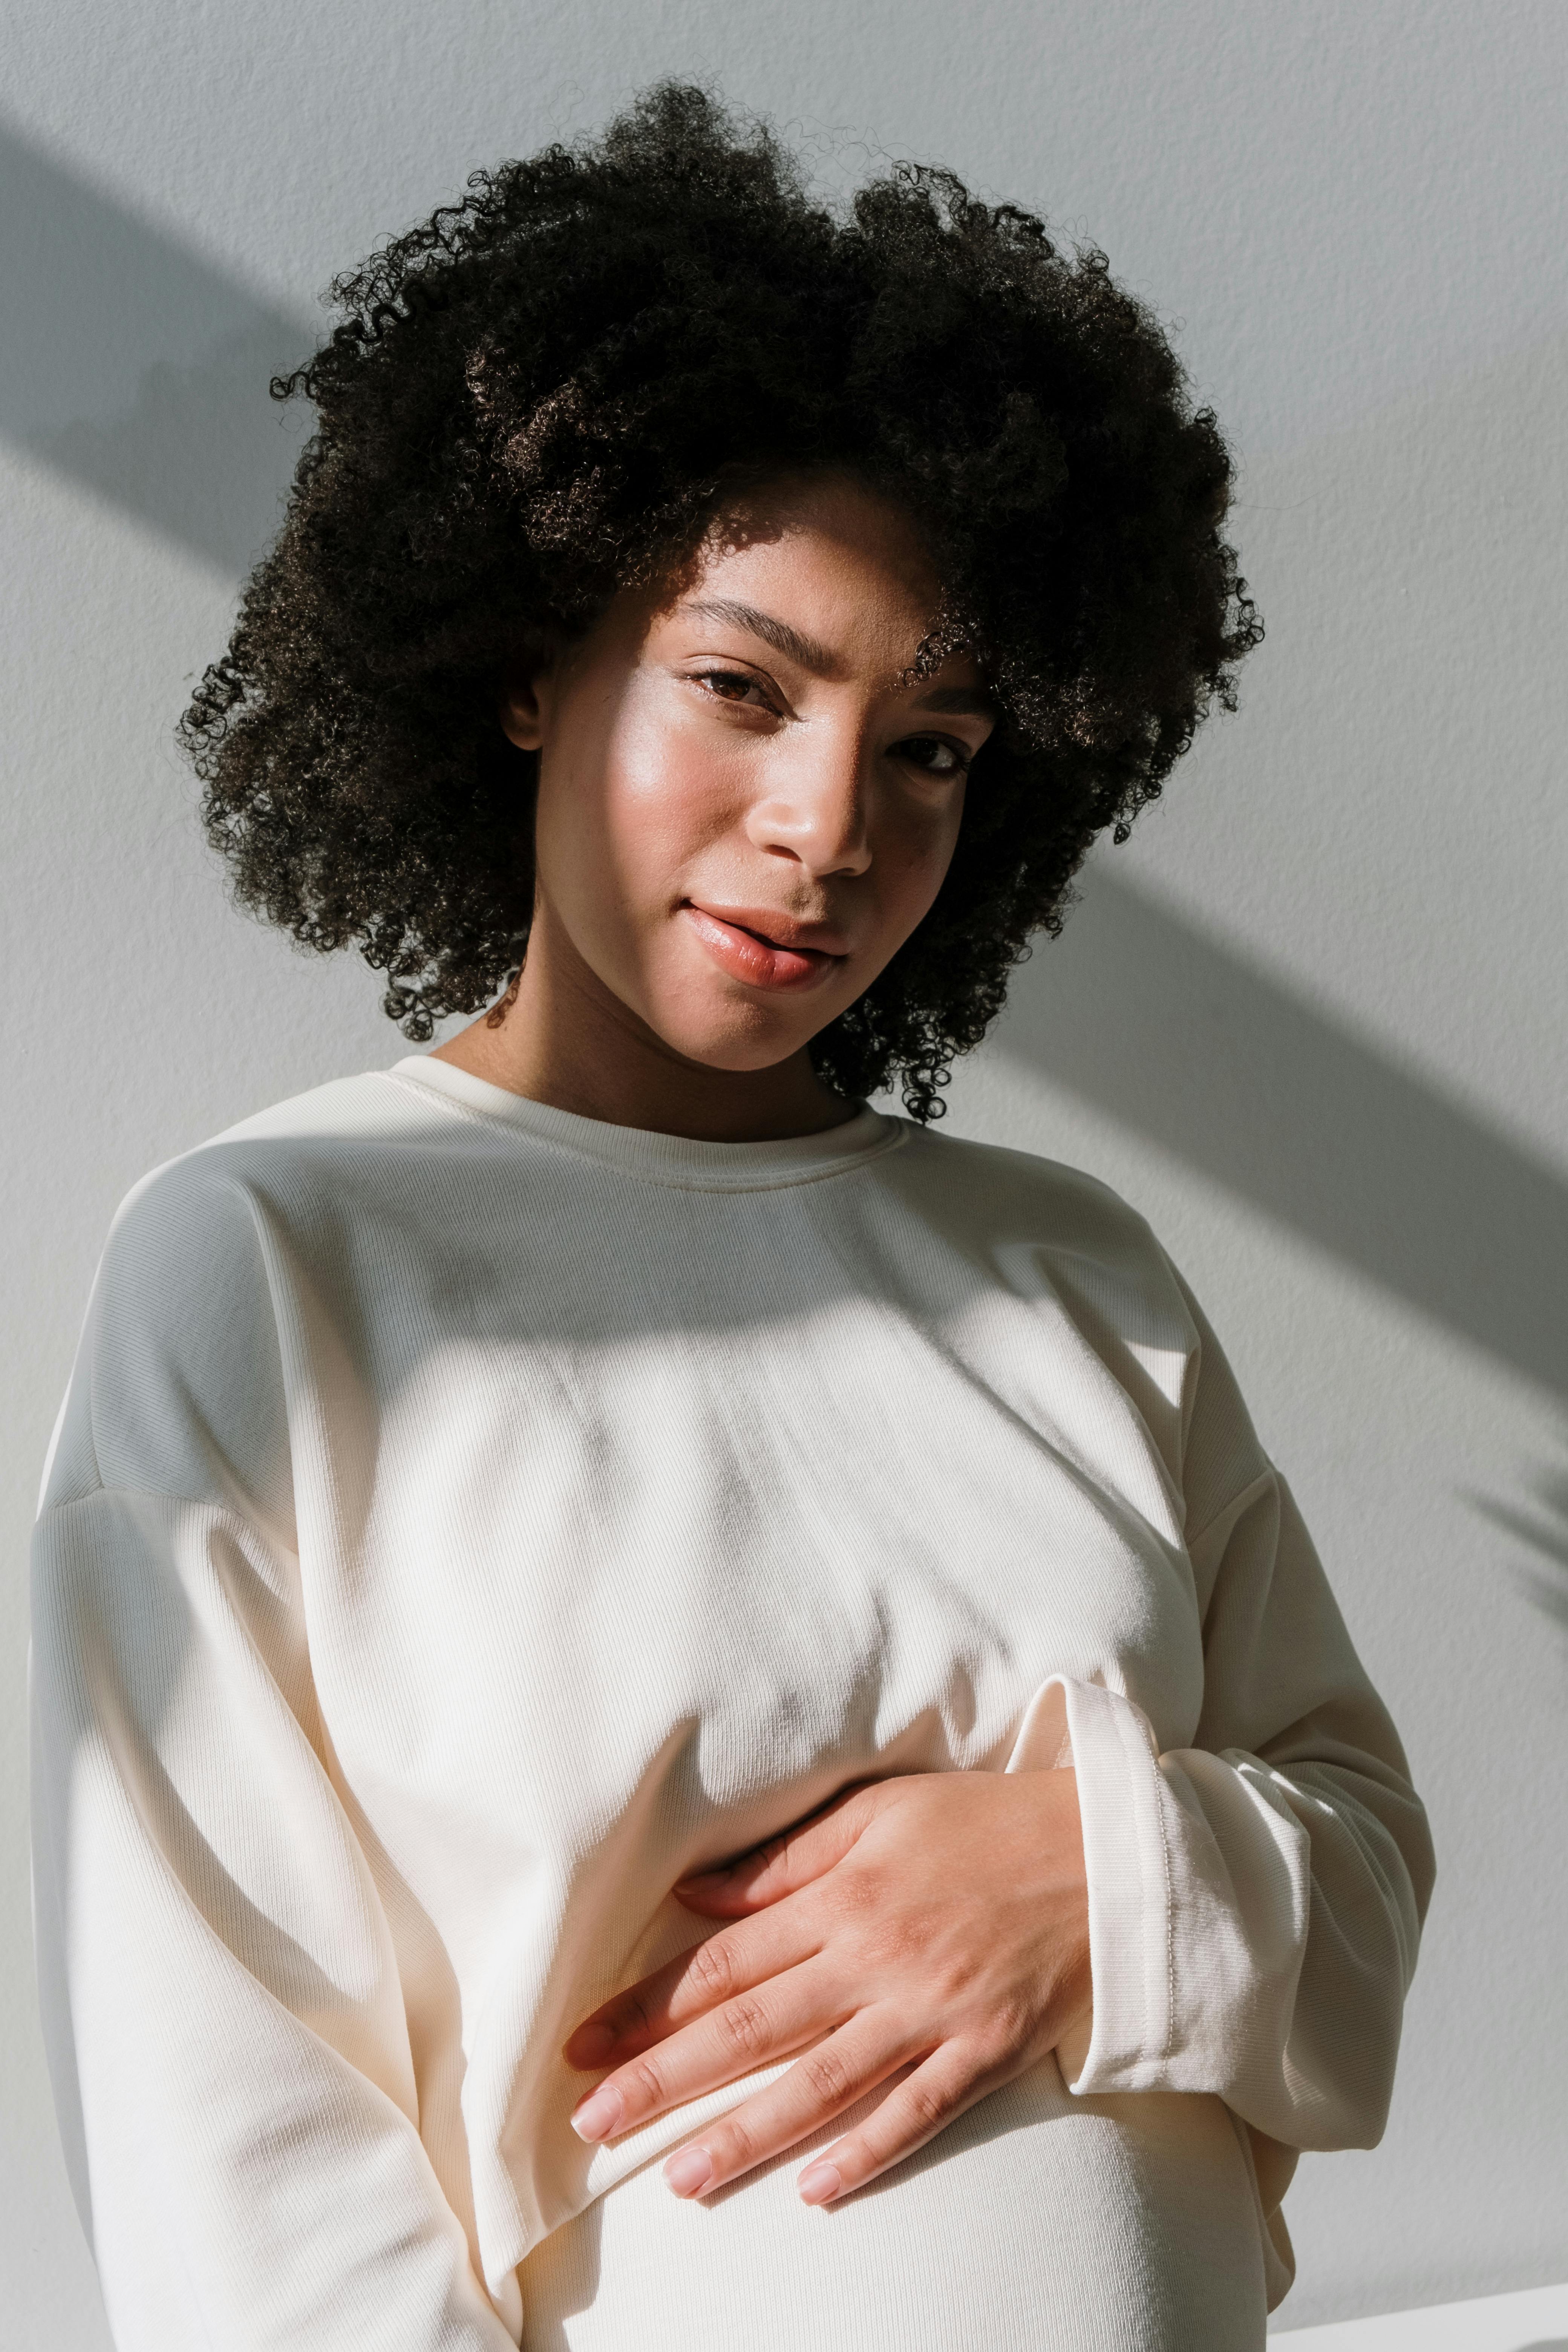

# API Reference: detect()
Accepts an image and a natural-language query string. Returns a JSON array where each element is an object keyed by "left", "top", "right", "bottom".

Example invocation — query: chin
[
  {"left": 681, "top": 1037, "right": 815, "bottom": 1077},
  {"left": 657, "top": 1008, "right": 819, "bottom": 1077}
]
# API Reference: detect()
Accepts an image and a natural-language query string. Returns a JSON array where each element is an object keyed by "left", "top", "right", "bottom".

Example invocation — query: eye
[
  {"left": 894, "top": 733, "right": 971, "bottom": 779},
  {"left": 691, "top": 668, "right": 778, "bottom": 712}
]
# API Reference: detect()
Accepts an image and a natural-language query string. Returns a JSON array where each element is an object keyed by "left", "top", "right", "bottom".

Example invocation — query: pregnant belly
[{"left": 518, "top": 2057, "right": 1268, "bottom": 2352}]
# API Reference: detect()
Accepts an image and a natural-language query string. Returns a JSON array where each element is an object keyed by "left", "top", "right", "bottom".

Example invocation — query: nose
[{"left": 742, "top": 722, "right": 873, "bottom": 879}]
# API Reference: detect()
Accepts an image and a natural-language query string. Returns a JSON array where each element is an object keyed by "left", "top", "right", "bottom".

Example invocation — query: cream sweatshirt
[{"left": 29, "top": 1055, "right": 1434, "bottom": 2347}]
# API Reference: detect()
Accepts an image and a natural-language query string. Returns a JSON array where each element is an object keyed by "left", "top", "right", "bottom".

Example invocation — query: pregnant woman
[{"left": 29, "top": 84, "right": 1433, "bottom": 2352}]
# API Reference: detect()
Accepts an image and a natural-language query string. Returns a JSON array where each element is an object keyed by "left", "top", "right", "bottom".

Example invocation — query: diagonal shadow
[
  {"left": 995, "top": 870, "right": 1568, "bottom": 1403},
  {"left": 0, "top": 120, "right": 316, "bottom": 572},
  {"left": 8, "top": 124, "right": 1567, "bottom": 1407},
  {"left": 1469, "top": 1465, "right": 1568, "bottom": 1637}
]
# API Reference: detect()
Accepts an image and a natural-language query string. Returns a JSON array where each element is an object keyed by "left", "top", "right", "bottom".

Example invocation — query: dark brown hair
[{"left": 180, "top": 82, "right": 1259, "bottom": 1118}]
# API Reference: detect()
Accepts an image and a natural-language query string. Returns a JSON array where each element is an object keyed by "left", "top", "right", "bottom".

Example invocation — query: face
[{"left": 501, "top": 473, "right": 995, "bottom": 1077}]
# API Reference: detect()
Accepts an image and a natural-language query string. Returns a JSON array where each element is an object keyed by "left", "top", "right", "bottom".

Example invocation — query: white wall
[
  {"left": 1286, "top": 2278, "right": 1568, "bottom": 2350},
  {"left": 3, "top": 4, "right": 1565, "bottom": 2340}
]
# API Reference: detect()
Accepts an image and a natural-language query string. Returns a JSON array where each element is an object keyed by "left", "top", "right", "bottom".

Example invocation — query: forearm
[
  {"left": 31, "top": 1490, "right": 518, "bottom": 2352},
  {"left": 1060, "top": 1673, "right": 1431, "bottom": 2149}
]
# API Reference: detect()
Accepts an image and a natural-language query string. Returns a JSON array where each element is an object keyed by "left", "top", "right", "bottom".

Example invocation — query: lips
[{"left": 680, "top": 902, "right": 848, "bottom": 992}]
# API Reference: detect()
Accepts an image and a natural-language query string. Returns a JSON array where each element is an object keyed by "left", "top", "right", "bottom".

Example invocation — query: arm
[
  {"left": 552, "top": 1256, "right": 1432, "bottom": 2254},
  {"left": 29, "top": 1164, "right": 517, "bottom": 2352},
  {"left": 1061, "top": 1276, "right": 1435, "bottom": 2154}
]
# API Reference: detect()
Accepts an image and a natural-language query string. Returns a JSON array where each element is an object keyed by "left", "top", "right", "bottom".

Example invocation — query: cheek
[
  {"left": 534, "top": 688, "right": 747, "bottom": 955},
  {"left": 596, "top": 702, "right": 746, "bottom": 890},
  {"left": 872, "top": 786, "right": 968, "bottom": 930}
]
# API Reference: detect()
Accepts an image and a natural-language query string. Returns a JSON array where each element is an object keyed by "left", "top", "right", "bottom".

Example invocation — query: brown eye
[
  {"left": 695, "top": 669, "right": 775, "bottom": 709},
  {"left": 896, "top": 734, "right": 969, "bottom": 778}
]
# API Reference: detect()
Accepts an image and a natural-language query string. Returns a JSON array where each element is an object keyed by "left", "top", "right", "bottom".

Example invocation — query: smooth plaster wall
[{"left": 2, "top": 3, "right": 1565, "bottom": 2339}]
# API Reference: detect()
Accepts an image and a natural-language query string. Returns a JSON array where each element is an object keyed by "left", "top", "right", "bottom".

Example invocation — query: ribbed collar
[{"left": 384, "top": 1054, "right": 908, "bottom": 1192}]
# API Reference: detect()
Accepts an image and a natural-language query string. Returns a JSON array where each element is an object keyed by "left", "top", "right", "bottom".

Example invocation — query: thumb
[{"left": 674, "top": 1780, "right": 877, "bottom": 1914}]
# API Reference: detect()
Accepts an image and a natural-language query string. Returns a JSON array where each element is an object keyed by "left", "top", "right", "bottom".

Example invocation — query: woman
[{"left": 29, "top": 84, "right": 1433, "bottom": 2351}]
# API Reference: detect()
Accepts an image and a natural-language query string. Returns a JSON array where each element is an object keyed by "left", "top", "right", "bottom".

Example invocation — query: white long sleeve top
[{"left": 29, "top": 1055, "right": 1434, "bottom": 2347}]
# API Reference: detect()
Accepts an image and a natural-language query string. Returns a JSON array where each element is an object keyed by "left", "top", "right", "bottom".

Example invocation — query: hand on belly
[{"left": 562, "top": 1767, "right": 1092, "bottom": 2210}]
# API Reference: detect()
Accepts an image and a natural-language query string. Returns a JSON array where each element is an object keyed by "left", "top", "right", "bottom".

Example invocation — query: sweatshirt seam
[
  {"left": 1182, "top": 1465, "right": 1276, "bottom": 1560},
  {"left": 378, "top": 1069, "right": 911, "bottom": 1193},
  {"left": 1158, "top": 1767, "right": 1178, "bottom": 2067},
  {"left": 1112, "top": 1685, "right": 1177, "bottom": 2070},
  {"left": 36, "top": 1484, "right": 303, "bottom": 1537}
]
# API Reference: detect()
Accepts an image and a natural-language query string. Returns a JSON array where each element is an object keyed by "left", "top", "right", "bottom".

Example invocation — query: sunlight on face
[{"left": 501, "top": 473, "right": 995, "bottom": 1075}]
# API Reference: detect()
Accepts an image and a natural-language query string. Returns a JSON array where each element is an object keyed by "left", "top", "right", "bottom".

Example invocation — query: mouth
[{"left": 680, "top": 902, "right": 850, "bottom": 992}]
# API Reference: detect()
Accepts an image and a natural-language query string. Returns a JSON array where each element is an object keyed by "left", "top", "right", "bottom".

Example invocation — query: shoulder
[
  {"left": 886, "top": 1120, "right": 1191, "bottom": 1324},
  {"left": 83, "top": 1066, "right": 416, "bottom": 1333},
  {"left": 882, "top": 1121, "right": 1269, "bottom": 1512},
  {"left": 41, "top": 1066, "right": 427, "bottom": 1516},
  {"left": 96, "top": 1063, "right": 463, "bottom": 1254}
]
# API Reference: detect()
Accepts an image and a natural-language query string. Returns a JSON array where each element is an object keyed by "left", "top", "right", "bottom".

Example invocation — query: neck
[{"left": 430, "top": 910, "right": 858, "bottom": 1145}]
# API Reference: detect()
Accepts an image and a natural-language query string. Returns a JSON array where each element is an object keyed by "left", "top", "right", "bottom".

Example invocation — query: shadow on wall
[
  {"left": 1469, "top": 1465, "right": 1568, "bottom": 1636},
  {"left": 996, "top": 868, "right": 1568, "bottom": 1406},
  {"left": 7, "top": 117, "right": 1568, "bottom": 1431},
  {"left": 0, "top": 120, "right": 316, "bottom": 573}
]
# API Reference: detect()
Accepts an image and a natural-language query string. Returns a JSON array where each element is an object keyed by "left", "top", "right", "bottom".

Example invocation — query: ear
[
  {"left": 499, "top": 632, "right": 564, "bottom": 752},
  {"left": 498, "top": 663, "right": 548, "bottom": 753}
]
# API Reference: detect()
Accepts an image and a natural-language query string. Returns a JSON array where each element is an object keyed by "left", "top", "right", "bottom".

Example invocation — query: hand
[{"left": 562, "top": 1767, "right": 1091, "bottom": 2207}]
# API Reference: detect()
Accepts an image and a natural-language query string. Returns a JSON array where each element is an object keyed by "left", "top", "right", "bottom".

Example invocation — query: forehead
[{"left": 674, "top": 475, "right": 977, "bottom": 688}]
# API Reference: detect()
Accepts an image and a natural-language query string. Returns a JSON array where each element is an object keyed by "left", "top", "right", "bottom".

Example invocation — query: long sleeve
[
  {"left": 1060, "top": 1268, "right": 1436, "bottom": 2171},
  {"left": 28, "top": 1068, "right": 1436, "bottom": 2338},
  {"left": 28, "top": 1159, "right": 518, "bottom": 2351}
]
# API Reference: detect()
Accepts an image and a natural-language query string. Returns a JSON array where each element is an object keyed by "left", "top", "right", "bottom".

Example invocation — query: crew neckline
[{"left": 383, "top": 1054, "right": 908, "bottom": 1191}]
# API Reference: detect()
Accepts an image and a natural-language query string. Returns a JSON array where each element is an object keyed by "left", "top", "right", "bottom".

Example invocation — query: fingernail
[
  {"left": 798, "top": 2161, "right": 841, "bottom": 2206},
  {"left": 570, "top": 2085, "right": 623, "bottom": 2142},
  {"left": 663, "top": 2146, "right": 715, "bottom": 2198}
]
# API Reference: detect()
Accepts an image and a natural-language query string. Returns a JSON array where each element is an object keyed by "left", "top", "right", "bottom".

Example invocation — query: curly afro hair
[{"left": 180, "top": 81, "right": 1259, "bottom": 1119}]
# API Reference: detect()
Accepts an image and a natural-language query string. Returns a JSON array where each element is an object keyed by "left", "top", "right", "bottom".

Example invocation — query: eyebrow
[
  {"left": 678, "top": 597, "right": 996, "bottom": 718},
  {"left": 679, "top": 599, "right": 840, "bottom": 678},
  {"left": 914, "top": 683, "right": 996, "bottom": 718}
]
